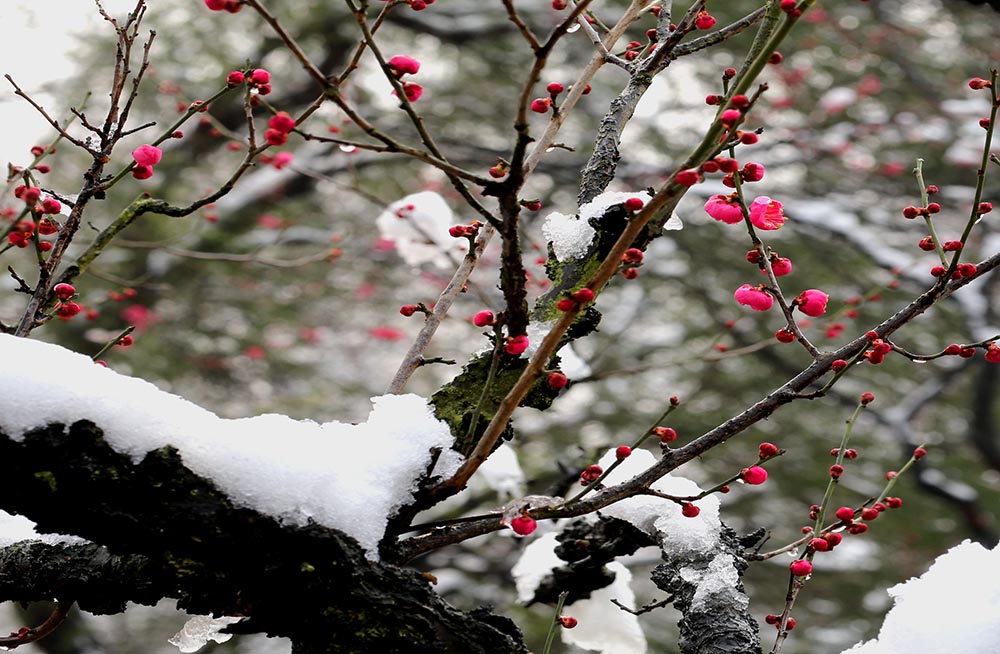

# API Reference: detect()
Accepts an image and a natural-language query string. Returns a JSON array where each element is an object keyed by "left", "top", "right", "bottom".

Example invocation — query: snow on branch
[{"left": 0, "top": 334, "right": 461, "bottom": 560}]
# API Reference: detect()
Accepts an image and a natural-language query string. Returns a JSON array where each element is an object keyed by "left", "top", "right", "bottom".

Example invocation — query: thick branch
[{"left": 0, "top": 420, "right": 528, "bottom": 654}]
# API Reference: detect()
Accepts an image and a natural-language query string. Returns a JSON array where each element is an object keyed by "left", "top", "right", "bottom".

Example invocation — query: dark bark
[
  {"left": 651, "top": 525, "right": 763, "bottom": 654},
  {"left": 527, "top": 517, "right": 655, "bottom": 606},
  {"left": 0, "top": 420, "right": 527, "bottom": 654}
]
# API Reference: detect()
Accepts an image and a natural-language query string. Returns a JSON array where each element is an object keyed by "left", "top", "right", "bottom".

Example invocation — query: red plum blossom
[
  {"left": 748, "top": 197, "right": 786, "bottom": 230},
  {"left": 734, "top": 284, "right": 774, "bottom": 311}
]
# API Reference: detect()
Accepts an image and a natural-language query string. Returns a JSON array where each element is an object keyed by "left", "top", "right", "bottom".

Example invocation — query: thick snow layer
[
  {"left": 0, "top": 335, "right": 457, "bottom": 559},
  {"left": 842, "top": 540, "right": 1000, "bottom": 654},
  {"left": 375, "top": 191, "right": 465, "bottom": 268},
  {"left": 168, "top": 615, "right": 242, "bottom": 653},
  {"left": 597, "top": 449, "right": 722, "bottom": 554}
]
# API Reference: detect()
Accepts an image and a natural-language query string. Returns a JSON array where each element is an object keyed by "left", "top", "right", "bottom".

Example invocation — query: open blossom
[
  {"left": 748, "top": 196, "right": 786, "bottom": 230},
  {"left": 704, "top": 194, "right": 744, "bottom": 224},
  {"left": 132, "top": 145, "right": 162, "bottom": 167},
  {"left": 795, "top": 289, "right": 829, "bottom": 317},
  {"left": 734, "top": 284, "right": 774, "bottom": 311}
]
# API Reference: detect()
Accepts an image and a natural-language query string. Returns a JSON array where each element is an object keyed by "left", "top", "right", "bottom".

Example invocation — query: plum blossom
[
  {"left": 734, "top": 284, "right": 774, "bottom": 311},
  {"left": 388, "top": 55, "right": 421, "bottom": 76},
  {"left": 704, "top": 194, "right": 744, "bottom": 224},
  {"left": 132, "top": 145, "right": 162, "bottom": 167},
  {"left": 795, "top": 289, "right": 829, "bottom": 317},
  {"left": 748, "top": 197, "right": 786, "bottom": 230}
]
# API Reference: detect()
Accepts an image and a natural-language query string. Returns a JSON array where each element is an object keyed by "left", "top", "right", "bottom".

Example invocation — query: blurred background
[{"left": 2, "top": 1, "right": 999, "bottom": 652}]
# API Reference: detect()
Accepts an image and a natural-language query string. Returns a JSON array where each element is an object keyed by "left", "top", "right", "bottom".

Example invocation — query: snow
[
  {"left": 560, "top": 562, "right": 647, "bottom": 654},
  {"left": 168, "top": 615, "right": 242, "bottom": 653},
  {"left": 841, "top": 540, "right": 1000, "bottom": 654},
  {"left": 596, "top": 449, "right": 722, "bottom": 554},
  {"left": 682, "top": 552, "right": 747, "bottom": 612},
  {"left": 0, "top": 335, "right": 458, "bottom": 559},
  {"left": 543, "top": 191, "right": 681, "bottom": 263},
  {"left": 542, "top": 211, "right": 595, "bottom": 263},
  {"left": 474, "top": 443, "right": 525, "bottom": 500},
  {"left": 512, "top": 532, "right": 563, "bottom": 603},
  {"left": 0, "top": 510, "right": 88, "bottom": 548},
  {"left": 511, "top": 535, "right": 646, "bottom": 654},
  {"left": 374, "top": 191, "right": 466, "bottom": 268}
]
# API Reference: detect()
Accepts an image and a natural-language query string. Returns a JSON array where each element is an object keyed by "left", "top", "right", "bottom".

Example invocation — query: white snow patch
[
  {"left": 511, "top": 534, "right": 646, "bottom": 654},
  {"left": 841, "top": 540, "right": 1000, "bottom": 654},
  {"left": 597, "top": 449, "right": 721, "bottom": 554},
  {"left": 168, "top": 615, "right": 242, "bottom": 653},
  {"left": 542, "top": 211, "right": 595, "bottom": 263},
  {"left": 0, "top": 510, "right": 88, "bottom": 548},
  {"left": 375, "top": 191, "right": 465, "bottom": 268},
  {"left": 475, "top": 443, "right": 525, "bottom": 500},
  {"left": 512, "top": 531, "right": 563, "bottom": 603},
  {"left": 579, "top": 191, "right": 652, "bottom": 223},
  {"left": 682, "top": 552, "right": 746, "bottom": 612},
  {"left": 561, "top": 562, "right": 647, "bottom": 654},
  {"left": 0, "top": 335, "right": 456, "bottom": 559}
]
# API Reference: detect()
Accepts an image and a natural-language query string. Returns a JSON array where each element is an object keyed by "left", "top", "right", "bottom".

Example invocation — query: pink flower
[
  {"left": 271, "top": 152, "right": 293, "bottom": 169},
  {"left": 268, "top": 112, "right": 296, "bottom": 133},
  {"left": 795, "top": 289, "right": 829, "bottom": 317},
  {"left": 131, "top": 165, "right": 154, "bottom": 180},
  {"left": 530, "top": 98, "right": 552, "bottom": 114},
  {"left": 510, "top": 515, "right": 537, "bottom": 536},
  {"left": 399, "top": 82, "right": 423, "bottom": 102},
  {"left": 132, "top": 144, "right": 163, "bottom": 167},
  {"left": 734, "top": 284, "right": 774, "bottom": 311},
  {"left": 388, "top": 55, "right": 421, "bottom": 76},
  {"left": 770, "top": 256, "right": 793, "bottom": 277},
  {"left": 741, "top": 466, "right": 768, "bottom": 485},
  {"left": 505, "top": 334, "right": 529, "bottom": 356},
  {"left": 742, "top": 162, "right": 765, "bottom": 182},
  {"left": 694, "top": 11, "right": 716, "bottom": 29},
  {"left": 473, "top": 310, "right": 495, "bottom": 327},
  {"left": 250, "top": 69, "right": 271, "bottom": 85},
  {"left": 704, "top": 194, "right": 744, "bottom": 224},
  {"left": 789, "top": 560, "right": 812, "bottom": 577},
  {"left": 748, "top": 197, "right": 786, "bottom": 230}
]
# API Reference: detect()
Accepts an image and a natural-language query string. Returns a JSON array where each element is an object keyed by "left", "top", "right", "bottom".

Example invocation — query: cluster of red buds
[
  {"left": 265, "top": 111, "right": 296, "bottom": 146},
  {"left": 862, "top": 331, "right": 893, "bottom": 365},
  {"left": 620, "top": 247, "right": 644, "bottom": 280}
]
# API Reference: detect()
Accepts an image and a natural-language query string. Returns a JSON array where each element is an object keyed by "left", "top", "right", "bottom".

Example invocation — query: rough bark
[
  {"left": 0, "top": 420, "right": 527, "bottom": 654},
  {"left": 651, "top": 525, "right": 763, "bottom": 654}
]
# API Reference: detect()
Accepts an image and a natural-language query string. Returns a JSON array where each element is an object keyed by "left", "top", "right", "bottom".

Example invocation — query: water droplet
[
  {"left": 567, "top": 22, "right": 581, "bottom": 33},
  {"left": 338, "top": 144, "right": 357, "bottom": 153},
  {"left": 545, "top": 146, "right": 556, "bottom": 153}
]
